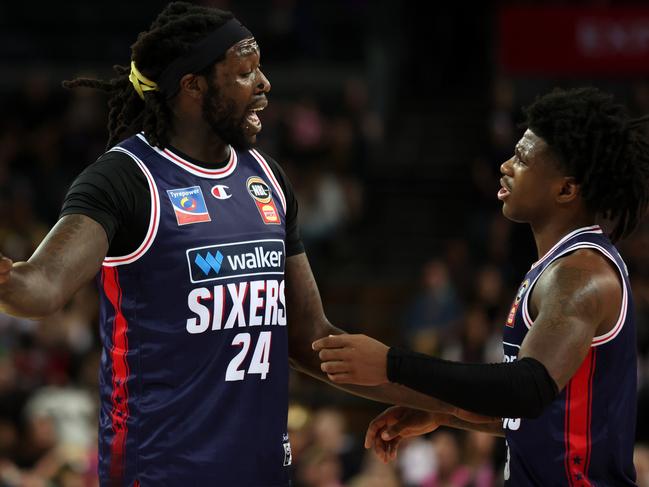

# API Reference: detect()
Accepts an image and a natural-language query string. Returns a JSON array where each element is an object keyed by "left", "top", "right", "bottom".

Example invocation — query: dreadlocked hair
[
  {"left": 62, "top": 2, "right": 233, "bottom": 149},
  {"left": 523, "top": 87, "right": 649, "bottom": 242}
]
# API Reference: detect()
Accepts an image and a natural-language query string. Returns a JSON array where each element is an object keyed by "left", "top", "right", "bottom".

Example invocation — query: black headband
[{"left": 157, "top": 18, "right": 254, "bottom": 97}]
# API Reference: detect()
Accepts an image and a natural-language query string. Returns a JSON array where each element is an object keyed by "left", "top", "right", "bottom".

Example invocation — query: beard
[{"left": 201, "top": 83, "right": 252, "bottom": 150}]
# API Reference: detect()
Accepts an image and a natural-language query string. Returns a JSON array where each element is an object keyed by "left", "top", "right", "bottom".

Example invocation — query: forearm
[
  {"left": 0, "top": 215, "right": 107, "bottom": 319},
  {"left": 387, "top": 347, "right": 558, "bottom": 418},
  {"left": 444, "top": 416, "right": 505, "bottom": 437},
  {"left": 0, "top": 261, "right": 64, "bottom": 318},
  {"left": 290, "top": 322, "right": 456, "bottom": 414},
  {"left": 285, "top": 253, "right": 457, "bottom": 414}
]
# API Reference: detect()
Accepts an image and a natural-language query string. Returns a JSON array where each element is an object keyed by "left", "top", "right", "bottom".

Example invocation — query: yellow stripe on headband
[{"left": 129, "top": 61, "right": 158, "bottom": 100}]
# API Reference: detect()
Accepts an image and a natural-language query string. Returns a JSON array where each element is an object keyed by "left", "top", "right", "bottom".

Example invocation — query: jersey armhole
[
  {"left": 249, "top": 149, "right": 287, "bottom": 214},
  {"left": 521, "top": 243, "right": 628, "bottom": 347},
  {"left": 102, "top": 147, "right": 161, "bottom": 267}
]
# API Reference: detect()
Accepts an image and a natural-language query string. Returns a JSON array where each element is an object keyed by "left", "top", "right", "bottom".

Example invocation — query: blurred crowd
[{"left": 2, "top": 2, "right": 649, "bottom": 486}]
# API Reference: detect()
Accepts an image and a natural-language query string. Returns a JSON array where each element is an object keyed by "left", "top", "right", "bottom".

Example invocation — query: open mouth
[
  {"left": 498, "top": 177, "right": 511, "bottom": 200},
  {"left": 245, "top": 105, "right": 264, "bottom": 132}
]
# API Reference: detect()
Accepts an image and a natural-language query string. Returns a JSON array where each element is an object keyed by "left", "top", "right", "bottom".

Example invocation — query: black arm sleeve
[
  {"left": 387, "top": 347, "right": 559, "bottom": 418},
  {"left": 257, "top": 151, "right": 305, "bottom": 256}
]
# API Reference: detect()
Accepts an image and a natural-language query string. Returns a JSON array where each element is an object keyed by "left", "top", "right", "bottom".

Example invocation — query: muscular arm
[
  {"left": 520, "top": 249, "right": 620, "bottom": 390},
  {"left": 286, "top": 253, "right": 467, "bottom": 415},
  {"left": 0, "top": 215, "right": 108, "bottom": 318},
  {"left": 314, "top": 250, "right": 620, "bottom": 418}
]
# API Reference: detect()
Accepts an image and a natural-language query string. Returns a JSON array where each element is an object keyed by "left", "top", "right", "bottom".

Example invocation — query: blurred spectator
[
  {"left": 398, "top": 437, "right": 437, "bottom": 487},
  {"left": 463, "top": 431, "right": 497, "bottom": 487},
  {"left": 402, "top": 259, "right": 462, "bottom": 355},
  {"left": 442, "top": 306, "right": 502, "bottom": 364},
  {"left": 421, "top": 430, "right": 471, "bottom": 487}
]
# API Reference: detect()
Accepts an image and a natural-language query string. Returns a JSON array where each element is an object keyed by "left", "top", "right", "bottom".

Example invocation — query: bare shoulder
[
  {"left": 531, "top": 248, "right": 621, "bottom": 330},
  {"left": 536, "top": 249, "right": 620, "bottom": 298}
]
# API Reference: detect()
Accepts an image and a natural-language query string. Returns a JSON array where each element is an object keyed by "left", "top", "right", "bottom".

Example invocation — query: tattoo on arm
[
  {"left": 0, "top": 215, "right": 108, "bottom": 318},
  {"left": 521, "top": 257, "right": 608, "bottom": 390}
]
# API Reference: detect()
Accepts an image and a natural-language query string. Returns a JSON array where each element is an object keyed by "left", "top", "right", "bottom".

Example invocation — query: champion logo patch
[
  {"left": 167, "top": 186, "right": 211, "bottom": 225},
  {"left": 246, "top": 176, "right": 280, "bottom": 225},
  {"left": 211, "top": 185, "right": 231, "bottom": 200}
]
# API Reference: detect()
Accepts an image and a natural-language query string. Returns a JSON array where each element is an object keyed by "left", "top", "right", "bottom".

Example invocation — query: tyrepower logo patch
[
  {"left": 187, "top": 239, "right": 285, "bottom": 283},
  {"left": 167, "top": 186, "right": 211, "bottom": 225},
  {"left": 246, "top": 176, "right": 280, "bottom": 225}
]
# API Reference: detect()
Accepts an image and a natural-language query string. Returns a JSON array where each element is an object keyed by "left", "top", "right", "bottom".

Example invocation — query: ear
[
  {"left": 556, "top": 176, "right": 580, "bottom": 204},
  {"left": 178, "top": 73, "right": 207, "bottom": 101}
]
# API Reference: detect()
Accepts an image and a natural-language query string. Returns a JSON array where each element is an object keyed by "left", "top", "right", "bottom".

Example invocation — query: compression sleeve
[{"left": 387, "top": 347, "right": 559, "bottom": 418}]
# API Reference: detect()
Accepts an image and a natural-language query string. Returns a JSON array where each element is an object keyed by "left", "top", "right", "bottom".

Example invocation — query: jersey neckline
[
  {"left": 531, "top": 225, "right": 603, "bottom": 270},
  {"left": 136, "top": 133, "right": 238, "bottom": 179}
]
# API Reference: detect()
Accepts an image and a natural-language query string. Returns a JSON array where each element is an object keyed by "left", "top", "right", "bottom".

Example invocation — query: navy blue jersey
[
  {"left": 502, "top": 225, "right": 637, "bottom": 486},
  {"left": 96, "top": 134, "right": 293, "bottom": 486}
]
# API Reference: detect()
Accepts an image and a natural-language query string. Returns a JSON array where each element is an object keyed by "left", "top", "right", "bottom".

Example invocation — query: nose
[
  {"left": 257, "top": 69, "right": 271, "bottom": 93},
  {"left": 501, "top": 157, "right": 514, "bottom": 175}
]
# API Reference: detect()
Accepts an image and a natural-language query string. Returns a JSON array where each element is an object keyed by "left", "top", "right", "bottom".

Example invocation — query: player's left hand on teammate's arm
[{"left": 312, "top": 334, "right": 389, "bottom": 386}]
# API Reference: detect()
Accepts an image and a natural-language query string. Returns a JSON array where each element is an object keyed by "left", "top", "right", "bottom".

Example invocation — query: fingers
[
  {"left": 371, "top": 427, "right": 402, "bottom": 463},
  {"left": 381, "top": 422, "right": 406, "bottom": 442},
  {"left": 319, "top": 347, "right": 352, "bottom": 379},
  {"left": 320, "top": 360, "right": 349, "bottom": 374},
  {"left": 365, "top": 407, "right": 404, "bottom": 449},
  {"left": 365, "top": 418, "right": 388, "bottom": 449},
  {"left": 317, "top": 348, "right": 346, "bottom": 362},
  {"left": 312, "top": 334, "right": 348, "bottom": 351}
]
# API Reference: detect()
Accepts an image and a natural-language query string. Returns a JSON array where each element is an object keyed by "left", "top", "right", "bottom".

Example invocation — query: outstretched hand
[
  {"left": 364, "top": 406, "right": 449, "bottom": 463},
  {"left": 312, "top": 334, "right": 389, "bottom": 386}
]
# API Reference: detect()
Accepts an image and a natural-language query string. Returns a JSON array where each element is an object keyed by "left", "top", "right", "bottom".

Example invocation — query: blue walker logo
[
  {"left": 187, "top": 239, "right": 285, "bottom": 283},
  {"left": 167, "top": 186, "right": 211, "bottom": 225}
]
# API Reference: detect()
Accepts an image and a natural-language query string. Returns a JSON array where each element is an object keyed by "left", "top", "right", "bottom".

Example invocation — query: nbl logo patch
[
  {"left": 167, "top": 186, "right": 211, "bottom": 225},
  {"left": 246, "top": 176, "right": 280, "bottom": 225}
]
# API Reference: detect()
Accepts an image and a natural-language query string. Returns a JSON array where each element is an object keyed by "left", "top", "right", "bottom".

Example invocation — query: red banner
[{"left": 499, "top": 7, "right": 649, "bottom": 75}]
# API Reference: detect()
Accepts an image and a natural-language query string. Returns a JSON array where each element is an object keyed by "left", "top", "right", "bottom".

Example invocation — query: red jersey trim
[
  {"left": 103, "top": 147, "right": 160, "bottom": 266},
  {"left": 249, "top": 149, "right": 287, "bottom": 213},
  {"left": 137, "top": 133, "right": 238, "bottom": 179},
  {"left": 521, "top": 242, "right": 629, "bottom": 348},
  {"left": 564, "top": 348, "right": 596, "bottom": 487},
  {"left": 102, "top": 266, "right": 131, "bottom": 484},
  {"left": 531, "top": 225, "right": 602, "bottom": 270}
]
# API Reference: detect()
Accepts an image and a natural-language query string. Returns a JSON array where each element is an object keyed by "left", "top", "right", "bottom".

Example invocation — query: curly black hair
[
  {"left": 523, "top": 87, "right": 649, "bottom": 242},
  {"left": 62, "top": 2, "right": 233, "bottom": 149}
]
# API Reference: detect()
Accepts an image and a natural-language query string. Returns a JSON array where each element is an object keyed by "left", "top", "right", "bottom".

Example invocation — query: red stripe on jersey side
[
  {"left": 564, "top": 349, "right": 596, "bottom": 487},
  {"left": 584, "top": 349, "right": 597, "bottom": 476},
  {"left": 102, "top": 266, "right": 131, "bottom": 484}
]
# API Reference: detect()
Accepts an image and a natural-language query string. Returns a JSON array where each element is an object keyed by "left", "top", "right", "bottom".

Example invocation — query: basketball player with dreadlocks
[
  {"left": 0, "top": 2, "right": 485, "bottom": 486},
  {"left": 314, "top": 87, "right": 649, "bottom": 485}
]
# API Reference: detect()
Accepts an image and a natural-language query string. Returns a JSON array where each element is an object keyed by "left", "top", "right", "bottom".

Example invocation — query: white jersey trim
[
  {"left": 521, "top": 242, "right": 628, "bottom": 348},
  {"left": 530, "top": 225, "right": 602, "bottom": 270},
  {"left": 136, "top": 133, "right": 238, "bottom": 179},
  {"left": 102, "top": 147, "right": 160, "bottom": 267},
  {"left": 249, "top": 149, "right": 287, "bottom": 213}
]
